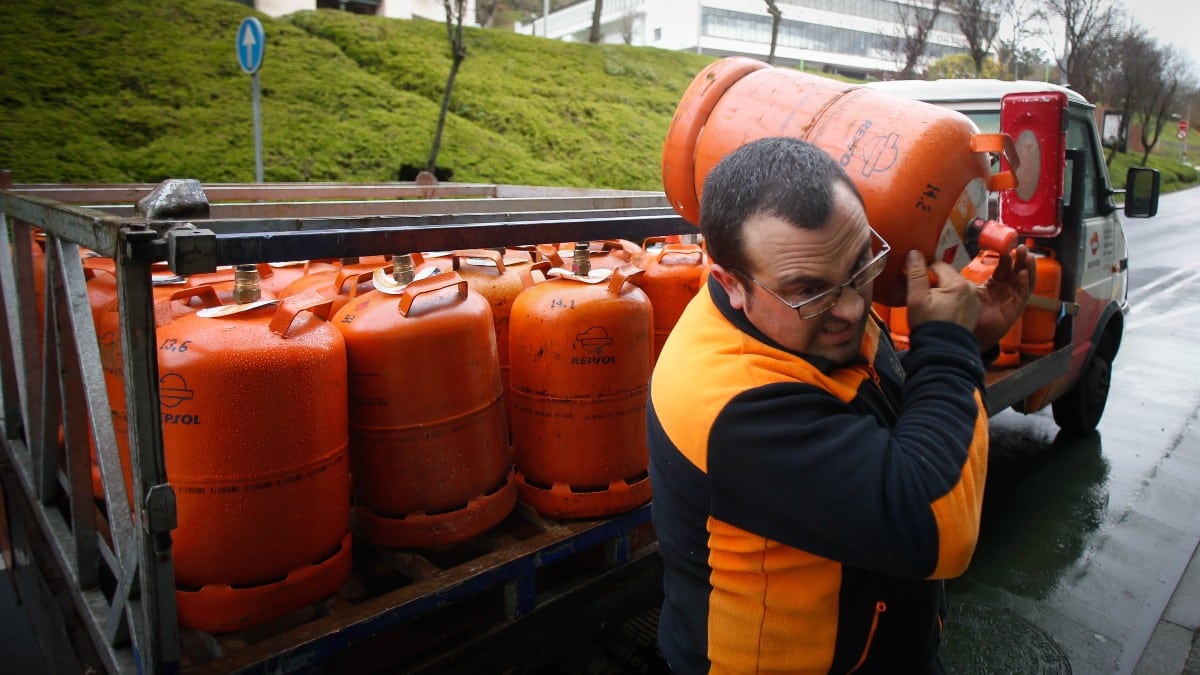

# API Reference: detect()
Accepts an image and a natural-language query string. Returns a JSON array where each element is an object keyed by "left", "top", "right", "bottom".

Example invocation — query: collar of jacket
[{"left": 706, "top": 275, "right": 874, "bottom": 375}]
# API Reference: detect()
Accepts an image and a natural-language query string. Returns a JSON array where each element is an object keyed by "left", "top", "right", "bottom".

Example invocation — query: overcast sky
[
  {"left": 1125, "top": 0, "right": 1200, "bottom": 79},
  {"left": 1015, "top": 0, "right": 1200, "bottom": 85}
]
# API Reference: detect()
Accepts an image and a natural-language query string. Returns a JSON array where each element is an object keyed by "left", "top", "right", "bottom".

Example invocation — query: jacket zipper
[
  {"left": 847, "top": 601, "right": 888, "bottom": 674},
  {"left": 863, "top": 362, "right": 898, "bottom": 418}
]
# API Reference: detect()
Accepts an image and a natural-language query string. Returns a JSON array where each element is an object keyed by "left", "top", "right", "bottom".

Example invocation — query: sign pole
[
  {"left": 237, "top": 17, "right": 266, "bottom": 183},
  {"left": 251, "top": 72, "right": 263, "bottom": 183},
  {"left": 1184, "top": 99, "right": 1191, "bottom": 165}
]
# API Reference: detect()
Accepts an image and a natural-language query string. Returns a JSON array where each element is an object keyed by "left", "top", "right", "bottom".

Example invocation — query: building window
[
  {"left": 700, "top": 7, "right": 969, "bottom": 62},
  {"left": 654, "top": 27, "right": 662, "bottom": 41},
  {"left": 781, "top": 0, "right": 980, "bottom": 36}
]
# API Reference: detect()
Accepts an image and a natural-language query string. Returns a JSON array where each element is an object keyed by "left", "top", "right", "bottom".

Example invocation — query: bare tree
[
  {"left": 998, "top": 0, "right": 1046, "bottom": 79},
  {"left": 476, "top": 0, "right": 500, "bottom": 27},
  {"left": 996, "top": 41, "right": 1052, "bottom": 80},
  {"left": 892, "top": 0, "right": 943, "bottom": 79},
  {"left": 954, "top": 0, "right": 1002, "bottom": 74},
  {"left": 426, "top": 0, "right": 468, "bottom": 177},
  {"left": 619, "top": 11, "right": 635, "bottom": 45},
  {"left": 1043, "top": 0, "right": 1121, "bottom": 100},
  {"left": 589, "top": 0, "right": 604, "bottom": 44},
  {"left": 1097, "top": 25, "right": 1154, "bottom": 165},
  {"left": 1135, "top": 45, "right": 1186, "bottom": 165},
  {"left": 765, "top": 0, "right": 782, "bottom": 65}
]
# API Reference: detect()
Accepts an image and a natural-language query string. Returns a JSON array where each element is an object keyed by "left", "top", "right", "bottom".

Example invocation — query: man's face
[{"left": 718, "top": 183, "right": 875, "bottom": 365}]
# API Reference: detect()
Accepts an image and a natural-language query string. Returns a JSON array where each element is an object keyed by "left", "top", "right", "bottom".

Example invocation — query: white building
[
  {"left": 242, "top": 0, "right": 476, "bottom": 23},
  {"left": 519, "top": 0, "right": 984, "bottom": 79}
]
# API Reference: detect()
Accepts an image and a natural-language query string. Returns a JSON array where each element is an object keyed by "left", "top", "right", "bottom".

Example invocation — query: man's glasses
[{"left": 736, "top": 227, "right": 891, "bottom": 320}]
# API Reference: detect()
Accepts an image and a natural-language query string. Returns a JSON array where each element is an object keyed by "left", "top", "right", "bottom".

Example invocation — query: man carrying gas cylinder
[{"left": 648, "top": 137, "right": 1033, "bottom": 673}]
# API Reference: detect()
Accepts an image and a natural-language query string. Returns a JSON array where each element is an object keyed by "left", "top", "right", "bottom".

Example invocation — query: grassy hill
[
  {"left": 1, "top": 0, "right": 1195, "bottom": 192},
  {"left": 0, "top": 0, "right": 713, "bottom": 188}
]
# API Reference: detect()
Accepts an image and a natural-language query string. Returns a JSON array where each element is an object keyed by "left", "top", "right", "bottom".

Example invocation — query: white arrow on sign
[{"left": 241, "top": 24, "right": 257, "bottom": 66}]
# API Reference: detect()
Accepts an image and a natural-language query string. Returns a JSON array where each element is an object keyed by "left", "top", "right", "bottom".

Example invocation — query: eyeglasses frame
[{"left": 734, "top": 226, "right": 891, "bottom": 320}]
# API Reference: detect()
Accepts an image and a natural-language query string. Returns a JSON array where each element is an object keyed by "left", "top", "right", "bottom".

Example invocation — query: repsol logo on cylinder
[
  {"left": 162, "top": 413, "right": 202, "bottom": 425},
  {"left": 570, "top": 355, "right": 616, "bottom": 365},
  {"left": 840, "top": 120, "right": 873, "bottom": 167}
]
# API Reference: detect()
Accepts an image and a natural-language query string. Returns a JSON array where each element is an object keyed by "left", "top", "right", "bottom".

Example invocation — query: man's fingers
[{"left": 905, "top": 250, "right": 930, "bottom": 301}]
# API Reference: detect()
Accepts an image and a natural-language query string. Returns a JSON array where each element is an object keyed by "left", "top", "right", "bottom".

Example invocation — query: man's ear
[{"left": 709, "top": 264, "right": 748, "bottom": 310}]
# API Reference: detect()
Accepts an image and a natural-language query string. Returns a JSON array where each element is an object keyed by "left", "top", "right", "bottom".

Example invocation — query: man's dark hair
[{"left": 699, "top": 137, "right": 863, "bottom": 275}]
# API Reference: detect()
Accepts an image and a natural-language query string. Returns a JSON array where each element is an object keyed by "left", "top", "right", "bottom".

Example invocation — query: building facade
[{"left": 518, "top": 0, "right": 985, "bottom": 79}]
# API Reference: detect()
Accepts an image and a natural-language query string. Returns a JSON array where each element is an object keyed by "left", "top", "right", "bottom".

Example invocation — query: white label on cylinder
[
  {"left": 547, "top": 268, "right": 613, "bottom": 284},
  {"left": 935, "top": 177, "right": 987, "bottom": 270},
  {"left": 935, "top": 224, "right": 971, "bottom": 269},
  {"left": 196, "top": 299, "right": 279, "bottom": 318}
]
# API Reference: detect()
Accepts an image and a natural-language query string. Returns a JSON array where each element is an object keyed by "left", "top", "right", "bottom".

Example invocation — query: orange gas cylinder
[
  {"left": 278, "top": 261, "right": 382, "bottom": 313},
  {"left": 961, "top": 252, "right": 1022, "bottom": 367},
  {"left": 333, "top": 263, "right": 515, "bottom": 548},
  {"left": 1021, "top": 248, "right": 1063, "bottom": 355},
  {"left": 417, "top": 251, "right": 453, "bottom": 275},
  {"left": 162, "top": 290, "right": 351, "bottom": 633},
  {"left": 83, "top": 257, "right": 120, "bottom": 328},
  {"left": 634, "top": 235, "right": 693, "bottom": 268},
  {"left": 450, "top": 249, "right": 547, "bottom": 442},
  {"left": 85, "top": 259, "right": 186, "bottom": 332},
  {"left": 95, "top": 284, "right": 232, "bottom": 505},
  {"left": 554, "top": 240, "right": 643, "bottom": 271},
  {"left": 662, "top": 57, "right": 1018, "bottom": 306},
  {"left": 185, "top": 265, "right": 279, "bottom": 305},
  {"left": 889, "top": 306, "right": 911, "bottom": 351},
  {"left": 508, "top": 261, "right": 653, "bottom": 519},
  {"left": 871, "top": 302, "right": 892, "bottom": 326},
  {"left": 82, "top": 257, "right": 136, "bottom": 499},
  {"left": 505, "top": 245, "right": 556, "bottom": 267},
  {"left": 30, "top": 233, "right": 46, "bottom": 337},
  {"left": 637, "top": 243, "right": 710, "bottom": 361},
  {"left": 257, "top": 260, "right": 338, "bottom": 297}
]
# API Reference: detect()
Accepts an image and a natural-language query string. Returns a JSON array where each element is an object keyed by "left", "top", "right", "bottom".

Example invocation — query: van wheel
[{"left": 1052, "top": 337, "right": 1113, "bottom": 435}]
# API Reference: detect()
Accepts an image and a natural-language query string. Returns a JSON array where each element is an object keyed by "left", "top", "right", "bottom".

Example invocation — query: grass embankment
[
  {"left": 1, "top": 0, "right": 1195, "bottom": 193},
  {"left": 0, "top": 0, "right": 712, "bottom": 188},
  {"left": 1109, "top": 142, "right": 1198, "bottom": 192}
]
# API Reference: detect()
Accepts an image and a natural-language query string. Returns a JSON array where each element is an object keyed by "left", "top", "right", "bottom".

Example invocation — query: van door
[{"left": 1063, "top": 107, "right": 1119, "bottom": 358}]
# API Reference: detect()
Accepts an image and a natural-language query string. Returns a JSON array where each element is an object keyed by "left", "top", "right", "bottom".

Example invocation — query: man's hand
[
  {"left": 972, "top": 245, "right": 1035, "bottom": 351},
  {"left": 905, "top": 250, "right": 980, "bottom": 331}
]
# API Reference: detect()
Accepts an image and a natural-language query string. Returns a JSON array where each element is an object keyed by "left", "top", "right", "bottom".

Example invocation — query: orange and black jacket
[{"left": 648, "top": 277, "right": 988, "bottom": 674}]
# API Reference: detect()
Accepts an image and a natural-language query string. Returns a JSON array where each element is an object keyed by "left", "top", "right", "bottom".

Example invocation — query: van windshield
[{"left": 963, "top": 111, "right": 1001, "bottom": 133}]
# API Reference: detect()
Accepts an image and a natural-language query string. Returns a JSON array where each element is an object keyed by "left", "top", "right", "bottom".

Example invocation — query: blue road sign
[{"left": 237, "top": 17, "right": 265, "bottom": 75}]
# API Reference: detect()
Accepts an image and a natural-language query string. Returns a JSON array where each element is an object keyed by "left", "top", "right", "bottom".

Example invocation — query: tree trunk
[
  {"left": 590, "top": 0, "right": 603, "bottom": 44},
  {"left": 765, "top": 1, "right": 781, "bottom": 65},
  {"left": 428, "top": 0, "right": 467, "bottom": 175},
  {"left": 427, "top": 54, "right": 463, "bottom": 174}
]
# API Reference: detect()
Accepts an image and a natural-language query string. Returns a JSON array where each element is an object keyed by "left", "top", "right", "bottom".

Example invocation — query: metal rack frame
[{"left": 0, "top": 178, "right": 692, "bottom": 673}]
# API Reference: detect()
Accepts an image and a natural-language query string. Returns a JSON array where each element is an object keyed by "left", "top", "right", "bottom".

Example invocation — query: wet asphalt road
[{"left": 940, "top": 185, "right": 1200, "bottom": 674}]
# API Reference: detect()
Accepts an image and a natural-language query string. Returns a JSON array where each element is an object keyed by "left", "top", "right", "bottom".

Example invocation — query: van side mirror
[{"left": 1124, "top": 167, "right": 1160, "bottom": 218}]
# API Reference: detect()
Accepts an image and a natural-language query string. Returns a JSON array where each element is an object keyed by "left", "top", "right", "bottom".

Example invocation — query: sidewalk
[{"left": 1135, "top": 538, "right": 1200, "bottom": 674}]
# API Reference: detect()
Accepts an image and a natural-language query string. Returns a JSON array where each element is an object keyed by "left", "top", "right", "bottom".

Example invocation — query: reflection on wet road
[
  {"left": 942, "top": 187, "right": 1200, "bottom": 674},
  {"left": 966, "top": 427, "right": 1110, "bottom": 601}
]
